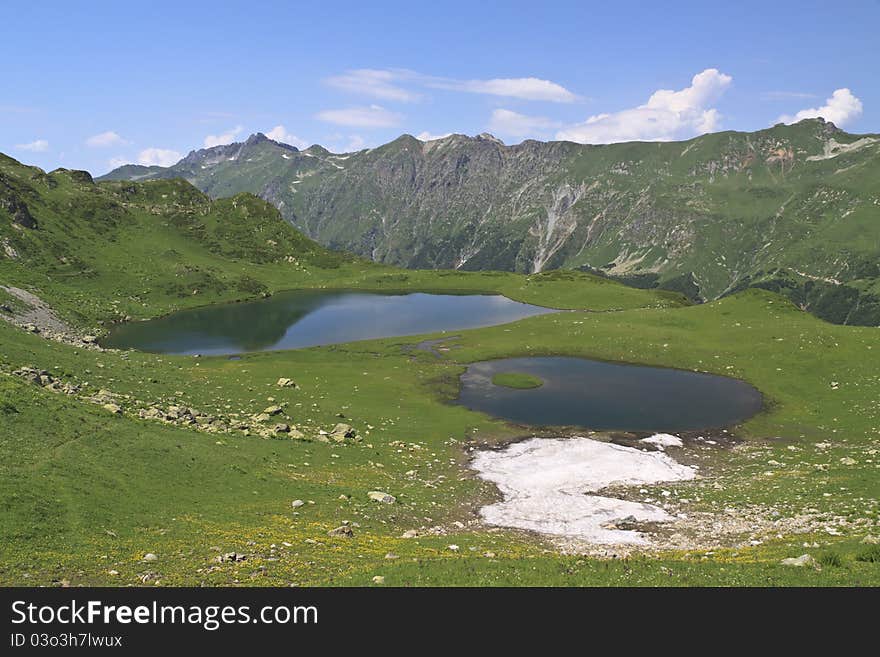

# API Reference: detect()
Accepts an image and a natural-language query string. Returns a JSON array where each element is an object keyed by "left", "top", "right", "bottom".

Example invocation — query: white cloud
[
  {"left": 137, "top": 148, "right": 182, "bottom": 167},
  {"left": 265, "top": 125, "right": 309, "bottom": 149},
  {"left": 760, "top": 91, "right": 818, "bottom": 101},
  {"left": 16, "top": 139, "right": 49, "bottom": 152},
  {"left": 203, "top": 125, "right": 243, "bottom": 148},
  {"left": 435, "top": 77, "right": 578, "bottom": 103},
  {"left": 324, "top": 69, "right": 578, "bottom": 103},
  {"left": 488, "top": 109, "right": 561, "bottom": 138},
  {"left": 778, "top": 88, "right": 863, "bottom": 127},
  {"left": 315, "top": 105, "right": 402, "bottom": 128},
  {"left": 556, "top": 68, "right": 732, "bottom": 144},
  {"left": 326, "top": 69, "right": 421, "bottom": 102},
  {"left": 415, "top": 131, "right": 452, "bottom": 141},
  {"left": 343, "top": 135, "right": 366, "bottom": 151},
  {"left": 326, "top": 134, "right": 367, "bottom": 153},
  {"left": 86, "top": 131, "right": 127, "bottom": 148}
]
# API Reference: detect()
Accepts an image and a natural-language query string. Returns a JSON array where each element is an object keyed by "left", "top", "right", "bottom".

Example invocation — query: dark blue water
[
  {"left": 456, "top": 356, "right": 763, "bottom": 431},
  {"left": 102, "top": 289, "right": 555, "bottom": 355}
]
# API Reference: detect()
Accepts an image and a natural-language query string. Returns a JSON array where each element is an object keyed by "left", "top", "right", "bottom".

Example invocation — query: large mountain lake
[
  {"left": 456, "top": 356, "right": 763, "bottom": 431},
  {"left": 101, "top": 289, "right": 557, "bottom": 355}
]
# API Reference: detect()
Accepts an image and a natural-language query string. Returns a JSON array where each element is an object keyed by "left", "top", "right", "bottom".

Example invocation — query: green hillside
[
  {"left": 101, "top": 119, "right": 880, "bottom": 326},
  {"left": 0, "top": 154, "right": 356, "bottom": 328},
  {"left": 1, "top": 152, "right": 682, "bottom": 331},
  {"left": 2, "top": 152, "right": 878, "bottom": 587}
]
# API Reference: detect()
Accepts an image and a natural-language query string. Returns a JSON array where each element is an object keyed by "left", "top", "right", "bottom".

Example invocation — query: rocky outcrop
[
  {"left": 0, "top": 188, "right": 37, "bottom": 229},
  {"left": 0, "top": 285, "right": 98, "bottom": 346},
  {"left": 6, "top": 364, "right": 358, "bottom": 444}
]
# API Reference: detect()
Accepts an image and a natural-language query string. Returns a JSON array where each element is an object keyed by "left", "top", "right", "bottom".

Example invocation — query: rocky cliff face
[
  {"left": 99, "top": 119, "right": 880, "bottom": 323},
  {"left": 287, "top": 134, "right": 584, "bottom": 272}
]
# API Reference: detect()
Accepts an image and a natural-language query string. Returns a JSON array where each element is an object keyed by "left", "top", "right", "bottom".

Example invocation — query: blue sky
[{"left": 2, "top": 0, "right": 877, "bottom": 174}]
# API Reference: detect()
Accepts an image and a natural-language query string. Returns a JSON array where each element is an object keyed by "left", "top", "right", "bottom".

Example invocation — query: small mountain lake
[
  {"left": 456, "top": 356, "right": 763, "bottom": 431},
  {"left": 101, "top": 289, "right": 556, "bottom": 355}
]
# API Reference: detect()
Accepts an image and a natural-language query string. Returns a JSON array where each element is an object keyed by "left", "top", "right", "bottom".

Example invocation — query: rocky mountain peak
[
  {"left": 304, "top": 145, "right": 331, "bottom": 156},
  {"left": 476, "top": 133, "right": 504, "bottom": 145}
]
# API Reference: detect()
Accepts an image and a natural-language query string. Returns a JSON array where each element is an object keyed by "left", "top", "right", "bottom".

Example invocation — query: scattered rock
[
  {"left": 264, "top": 405, "right": 283, "bottom": 416},
  {"left": 276, "top": 378, "right": 296, "bottom": 388},
  {"left": 291, "top": 500, "right": 305, "bottom": 509},
  {"left": 602, "top": 515, "right": 640, "bottom": 531},
  {"left": 93, "top": 389, "right": 116, "bottom": 403},
  {"left": 371, "top": 575, "right": 385, "bottom": 585},
  {"left": 142, "top": 553, "right": 158, "bottom": 562},
  {"left": 367, "top": 491, "right": 396, "bottom": 504},
  {"left": 103, "top": 403, "right": 122, "bottom": 415},
  {"left": 780, "top": 554, "right": 817, "bottom": 568},
  {"left": 642, "top": 433, "right": 683, "bottom": 449},
  {"left": 328, "top": 525, "right": 354, "bottom": 538},
  {"left": 330, "top": 423, "right": 356, "bottom": 441},
  {"left": 273, "top": 423, "right": 291, "bottom": 434},
  {"left": 401, "top": 530, "right": 419, "bottom": 539}
]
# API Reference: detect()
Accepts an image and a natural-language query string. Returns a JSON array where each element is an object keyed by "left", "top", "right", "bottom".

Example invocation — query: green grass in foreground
[
  {"left": 491, "top": 372, "right": 544, "bottom": 389},
  {"left": 2, "top": 286, "right": 878, "bottom": 586}
]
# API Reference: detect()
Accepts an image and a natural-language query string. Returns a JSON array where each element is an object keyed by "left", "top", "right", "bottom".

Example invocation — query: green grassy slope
[
  {"left": 0, "top": 154, "right": 352, "bottom": 327},
  {"left": 2, "top": 154, "right": 878, "bottom": 587},
  {"left": 2, "top": 289, "right": 878, "bottom": 586},
  {"left": 1, "top": 153, "right": 680, "bottom": 330}
]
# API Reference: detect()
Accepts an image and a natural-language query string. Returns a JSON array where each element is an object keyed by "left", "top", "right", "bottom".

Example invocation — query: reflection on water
[
  {"left": 102, "top": 289, "right": 555, "bottom": 355},
  {"left": 457, "top": 356, "right": 763, "bottom": 431}
]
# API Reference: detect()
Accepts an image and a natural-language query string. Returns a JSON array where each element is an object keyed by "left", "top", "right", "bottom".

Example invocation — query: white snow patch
[
  {"left": 806, "top": 137, "right": 878, "bottom": 161},
  {"left": 472, "top": 436, "right": 696, "bottom": 545},
  {"left": 641, "top": 433, "right": 683, "bottom": 449}
]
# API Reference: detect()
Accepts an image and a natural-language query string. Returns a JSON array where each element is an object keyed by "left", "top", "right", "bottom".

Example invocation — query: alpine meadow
[{"left": 2, "top": 2, "right": 879, "bottom": 595}]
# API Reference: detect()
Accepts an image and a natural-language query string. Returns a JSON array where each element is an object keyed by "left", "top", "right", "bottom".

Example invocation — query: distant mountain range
[{"left": 92, "top": 118, "right": 880, "bottom": 326}]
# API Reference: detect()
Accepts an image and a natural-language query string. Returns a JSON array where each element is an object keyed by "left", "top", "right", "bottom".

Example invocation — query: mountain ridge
[{"left": 90, "top": 118, "right": 880, "bottom": 326}]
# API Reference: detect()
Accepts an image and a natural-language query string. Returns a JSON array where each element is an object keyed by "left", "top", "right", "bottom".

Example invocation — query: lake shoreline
[
  {"left": 455, "top": 355, "right": 764, "bottom": 432},
  {"left": 101, "top": 289, "right": 558, "bottom": 355}
]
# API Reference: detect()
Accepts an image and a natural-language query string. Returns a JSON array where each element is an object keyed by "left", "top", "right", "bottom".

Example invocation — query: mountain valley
[{"left": 101, "top": 118, "right": 880, "bottom": 325}]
